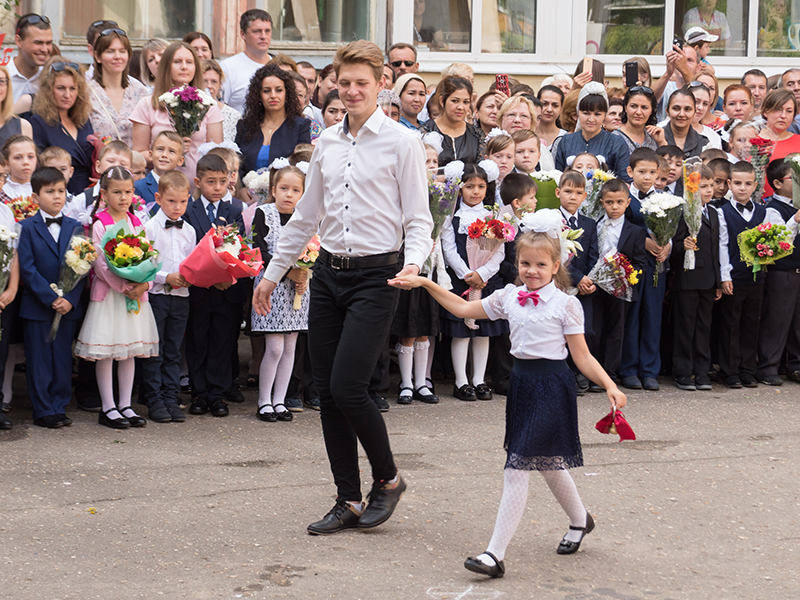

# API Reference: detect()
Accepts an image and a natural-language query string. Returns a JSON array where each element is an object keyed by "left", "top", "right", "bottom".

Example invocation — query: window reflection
[
  {"left": 676, "top": 0, "right": 748, "bottom": 57},
  {"left": 586, "top": 0, "right": 665, "bottom": 55},
  {"left": 267, "top": 0, "right": 370, "bottom": 43},
  {"left": 482, "top": 0, "right": 536, "bottom": 53},
  {"left": 64, "top": 0, "right": 196, "bottom": 39},
  {"left": 757, "top": 0, "right": 800, "bottom": 56},
  {"left": 413, "top": 0, "right": 472, "bottom": 52}
]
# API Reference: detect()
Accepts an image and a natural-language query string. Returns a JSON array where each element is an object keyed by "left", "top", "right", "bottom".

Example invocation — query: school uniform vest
[
  {"left": 720, "top": 202, "right": 767, "bottom": 284},
  {"left": 764, "top": 198, "right": 800, "bottom": 271}
]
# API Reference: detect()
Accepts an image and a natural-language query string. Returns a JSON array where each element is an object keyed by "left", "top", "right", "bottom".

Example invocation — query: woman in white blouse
[{"left": 88, "top": 27, "right": 148, "bottom": 146}]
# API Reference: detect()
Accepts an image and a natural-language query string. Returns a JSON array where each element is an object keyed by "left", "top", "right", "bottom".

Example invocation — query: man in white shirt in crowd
[
  {"left": 221, "top": 9, "right": 273, "bottom": 114},
  {"left": 254, "top": 40, "right": 432, "bottom": 537},
  {"left": 8, "top": 13, "right": 52, "bottom": 103}
]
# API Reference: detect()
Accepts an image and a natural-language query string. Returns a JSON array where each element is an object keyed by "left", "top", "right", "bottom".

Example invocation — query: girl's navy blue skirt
[{"left": 504, "top": 359, "right": 583, "bottom": 471}]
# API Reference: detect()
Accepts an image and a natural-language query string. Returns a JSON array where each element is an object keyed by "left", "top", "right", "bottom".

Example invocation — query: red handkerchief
[{"left": 595, "top": 409, "right": 636, "bottom": 441}]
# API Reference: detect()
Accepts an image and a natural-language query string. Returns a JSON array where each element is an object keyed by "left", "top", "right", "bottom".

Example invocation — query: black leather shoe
[
  {"left": 257, "top": 405, "right": 277, "bottom": 422},
  {"left": 56, "top": 414, "right": 72, "bottom": 426},
  {"left": 464, "top": 551, "right": 505, "bottom": 578},
  {"left": 0, "top": 412, "right": 12, "bottom": 430},
  {"left": 620, "top": 375, "right": 642, "bottom": 390},
  {"left": 35, "top": 415, "right": 66, "bottom": 429},
  {"left": 694, "top": 374, "right": 712, "bottom": 391},
  {"left": 575, "top": 373, "right": 590, "bottom": 393},
  {"left": 226, "top": 387, "right": 245, "bottom": 403},
  {"left": 209, "top": 399, "right": 229, "bottom": 417},
  {"left": 412, "top": 387, "right": 439, "bottom": 404},
  {"left": 76, "top": 396, "right": 102, "bottom": 412},
  {"left": 588, "top": 382, "right": 604, "bottom": 393},
  {"left": 453, "top": 384, "right": 477, "bottom": 401},
  {"left": 723, "top": 375, "right": 742, "bottom": 389},
  {"left": 642, "top": 377, "right": 660, "bottom": 391},
  {"left": 165, "top": 404, "right": 186, "bottom": 422},
  {"left": 786, "top": 370, "right": 800, "bottom": 383},
  {"left": 371, "top": 395, "right": 390, "bottom": 412},
  {"left": 474, "top": 383, "right": 493, "bottom": 400},
  {"left": 148, "top": 402, "right": 172, "bottom": 423},
  {"left": 757, "top": 373, "right": 783, "bottom": 386},
  {"left": 189, "top": 398, "right": 208, "bottom": 415},
  {"left": 274, "top": 405, "right": 293, "bottom": 421},
  {"left": 397, "top": 386, "right": 413, "bottom": 405},
  {"left": 557, "top": 513, "right": 595, "bottom": 555},
  {"left": 740, "top": 372, "right": 758, "bottom": 388},
  {"left": 98, "top": 409, "right": 129, "bottom": 429},
  {"left": 358, "top": 474, "right": 407, "bottom": 529},
  {"left": 120, "top": 407, "right": 147, "bottom": 427},
  {"left": 307, "top": 498, "right": 362, "bottom": 535}
]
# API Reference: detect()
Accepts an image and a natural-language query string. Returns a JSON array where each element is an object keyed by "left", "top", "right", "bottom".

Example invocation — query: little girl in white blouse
[{"left": 389, "top": 210, "right": 626, "bottom": 579}]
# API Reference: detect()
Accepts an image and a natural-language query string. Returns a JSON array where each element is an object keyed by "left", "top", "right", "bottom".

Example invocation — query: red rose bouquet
[{"left": 180, "top": 224, "right": 263, "bottom": 287}]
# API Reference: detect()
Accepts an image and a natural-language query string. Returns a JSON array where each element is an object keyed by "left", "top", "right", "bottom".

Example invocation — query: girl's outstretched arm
[
  {"left": 566, "top": 333, "right": 627, "bottom": 410},
  {"left": 388, "top": 274, "right": 489, "bottom": 321}
]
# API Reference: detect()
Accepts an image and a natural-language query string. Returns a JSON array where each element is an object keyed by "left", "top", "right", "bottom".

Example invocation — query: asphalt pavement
[{"left": 1, "top": 357, "right": 799, "bottom": 600}]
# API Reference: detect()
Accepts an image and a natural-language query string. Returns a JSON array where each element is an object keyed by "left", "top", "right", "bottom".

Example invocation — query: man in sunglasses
[
  {"left": 387, "top": 43, "right": 419, "bottom": 78},
  {"left": 10, "top": 13, "right": 52, "bottom": 103}
]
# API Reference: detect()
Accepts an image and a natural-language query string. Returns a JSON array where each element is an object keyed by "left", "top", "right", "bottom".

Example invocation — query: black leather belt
[{"left": 319, "top": 248, "right": 399, "bottom": 270}]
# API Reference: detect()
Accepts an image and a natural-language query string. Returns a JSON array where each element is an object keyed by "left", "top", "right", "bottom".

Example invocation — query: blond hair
[
  {"left": 158, "top": 169, "right": 191, "bottom": 194},
  {"left": 332, "top": 40, "right": 384, "bottom": 83},
  {"left": 39, "top": 145, "right": 72, "bottom": 165},
  {"left": 497, "top": 95, "right": 536, "bottom": 126},
  {"left": 32, "top": 58, "right": 93, "bottom": 128},
  {"left": 515, "top": 231, "right": 572, "bottom": 291},
  {"left": 140, "top": 38, "right": 169, "bottom": 86},
  {"left": 441, "top": 63, "right": 474, "bottom": 81}
]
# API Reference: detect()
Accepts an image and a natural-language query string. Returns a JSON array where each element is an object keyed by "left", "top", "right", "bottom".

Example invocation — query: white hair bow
[
  {"left": 443, "top": 160, "right": 465, "bottom": 182},
  {"left": 269, "top": 157, "right": 291, "bottom": 170},
  {"left": 422, "top": 131, "right": 444, "bottom": 155},
  {"left": 478, "top": 159, "right": 500, "bottom": 183},
  {"left": 296, "top": 161, "right": 309, "bottom": 174}
]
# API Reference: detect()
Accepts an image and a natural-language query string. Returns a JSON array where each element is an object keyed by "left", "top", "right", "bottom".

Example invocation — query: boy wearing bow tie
[
  {"left": 141, "top": 171, "right": 197, "bottom": 423},
  {"left": 717, "top": 161, "right": 800, "bottom": 388},
  {"left": 18, "top": 168, "right": 85, "bottom": 428}
]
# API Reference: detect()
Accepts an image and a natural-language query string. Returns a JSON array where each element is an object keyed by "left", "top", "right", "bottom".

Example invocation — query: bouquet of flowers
[
  {"left": 682, "top": 159, "right": 704, "bottom": 270},
  {"left": 243, "top": 168, "right": 271, "bottom": 205},
  {"left": 158, "top": 84, "right": 217, "bottom": 138},
  {"left": 530, "top": 169, "right": 563, "bottom": 210},
  {"left": 579, "top": 169, "right": 615, "bottom": 221},
  {"left": 464, "top": 205, "right": 517, "bottom": 328},
  {"left": 785, "top": 153, "right": 800, "bottom": 210},
  {"left": 5, "top": 196, "right": 39, "bottom": 222},
  {"left": 0, "top": 223, "right": 19, "bottom": 339},
  {"left": 180, "top": 224, "right": 263, "bottom": 288},
  {"left": 101, "top": 222, "right": 162, "bottom": 312},
  {"left": 737, "top": 221, "right": 794, "bottom": 279},
  {"left": 520, "top": 208, "right": 584, "bottom": 266},
  {"left": 587, "top": 251, "right": 642, "bottom": 302},
  {"left": 424, "top": 174, "right": 460, "bottom": 274},
  {"left": 746, "top": 136, "right": 776, "bottom": 203},
  {"left": 293, "top": 235, "right": 320, "bottom": 310},
  {"left": 49, "top": 235, "right": 98, "bottom": 340},
  {"left": 640, "top": 191, "right": 685, "bottom": 286}
]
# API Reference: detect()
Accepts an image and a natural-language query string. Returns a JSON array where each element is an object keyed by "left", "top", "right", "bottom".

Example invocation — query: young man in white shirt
[
  {"left": 9, "top": 13, "right": 52, "bottom": 103},
  {"left": 254, "top": 40, "right": 433, "bottom": 536},
  {"left": 221, "top": 9, "right": 273, "bottom": 114}
]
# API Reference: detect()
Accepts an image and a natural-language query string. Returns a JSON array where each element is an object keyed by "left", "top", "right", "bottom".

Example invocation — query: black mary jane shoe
[
  {"left": 464, "top": 551, "right": 505, "bottom": 578},
  {"left": 99, "top": 408, "right": 130, "bottom": 429},
  {"left": 257, "top": 405, "right": 278, "bottom": 422},
  {"left": 412, "top": 386, "right": 439, "bottom": 404},
  {"left": 474, "top": 383, "right": 493, "bottom": 400},
  {"left": 273, "top": 404, "right": 293, "bottom": 421},
  {"left": 120, "top": 407, "right": 147, "bottom": 427},
  {"left": 453, "top": 384, "right": 477, "bottom": 401},
  {"left": 397, "top": 386, "right": 414, "bottom": 405},
  {"left": 557, "top": 513, "right": 595, "bottom": 555}
]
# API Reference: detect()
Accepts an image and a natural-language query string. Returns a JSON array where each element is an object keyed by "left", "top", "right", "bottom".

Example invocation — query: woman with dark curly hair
[
  {"left": 29, "top": 58, "right": 96, "bottom": 194},
  {"left": 235, "top": 64, "right": 311, "bottom": 191}
]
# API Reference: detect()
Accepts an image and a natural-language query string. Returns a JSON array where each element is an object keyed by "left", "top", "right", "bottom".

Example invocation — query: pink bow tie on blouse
[{"left": 517, "top": 290, "right": 540, "bottom": 307}]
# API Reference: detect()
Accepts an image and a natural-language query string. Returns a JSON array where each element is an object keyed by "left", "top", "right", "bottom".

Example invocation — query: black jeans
[{"left": 308, "top": 260, "right": 400, "bottom": 502}]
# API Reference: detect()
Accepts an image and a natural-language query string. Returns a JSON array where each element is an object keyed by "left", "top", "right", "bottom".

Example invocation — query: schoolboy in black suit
[
  {"left": 590, "top": 179, "right": 647, "bottom": 386},
  {"left": 18, "top": 168, "right": 85, "bottom": 428},
  {"left": 182, "top": 154, "right": 246, "bottom": 417},
  {"left": 670, "top": 164, "right": 721, "bottom": 391},
  {"left": 557, "top": 170, "right": 599, "bottom": 392},
  {"left": 757, "top": 159, "right": 800, "bottom": 385}
]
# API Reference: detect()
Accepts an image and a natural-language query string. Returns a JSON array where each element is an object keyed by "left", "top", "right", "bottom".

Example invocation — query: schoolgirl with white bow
[
  {"left": 389, "top": 209, "right": 626, "bottom": 579},
  {"left": 440, "top": 160, "right": 508, "bottom": 401}
]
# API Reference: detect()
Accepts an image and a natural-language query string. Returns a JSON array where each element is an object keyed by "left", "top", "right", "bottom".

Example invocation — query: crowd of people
[{"left": 3, "top": 7, "right": 800, "bottom": 578}]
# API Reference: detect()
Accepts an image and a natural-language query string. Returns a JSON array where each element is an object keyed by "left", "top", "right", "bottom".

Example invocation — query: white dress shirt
[
  {"left": 64, "top": 183, "right": 100, "bottom": 221},
  {"left": 717, "top": 197, "right": 799, "bottom": 281},
  {"left": 264, "top": 107, "right": 433, "bottom": 282},
  {"left": 7, "top": 57, "right": 42, "bottom": 103},
  {"left": 43, "top": 210, "right": 64, "bottom": 242},
  {"left": 0, "top": 203, "right": 15, "bottom": 230},
  {"left": 442, "top": 203, "right": 505, "bottom": 283},
  {"left": 597, "top": 214, "right": 625, "bottom": 255},
  {"left": 144, "top": 210, "right": 197, "bottom": 297},
  {"left": 3, "top": 180, "right": 32, "bottom": 200},
  {"left": 482, "top": 281, "right": 584, "bottom": 360}
]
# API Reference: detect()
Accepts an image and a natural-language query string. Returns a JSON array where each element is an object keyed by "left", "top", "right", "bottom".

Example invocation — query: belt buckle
[{"left": 330, "top": 255, "right": 341, "bottom": 270}]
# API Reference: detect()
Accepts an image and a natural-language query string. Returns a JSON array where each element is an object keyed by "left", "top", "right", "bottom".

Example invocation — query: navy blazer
[
  {"left": 29, "top": 113, "right": 94, "bottom": 196},
  {"left": 183, "top": 198, "right": 246, "bottom": 304},
  {"left": 614, "top": 219, "right": 648, "bottom": 303},
  {"left": 135, "top": 172, "right": 158, "bottom": 212},
  {"left": 567, "top": 213, "right": 599, "bottom": 286},
  {"left": 18, "top": 212, "right": 85, "bottom": 321},
  {"left": 235, "top": 115, "right": 311, "bottom": 180}
]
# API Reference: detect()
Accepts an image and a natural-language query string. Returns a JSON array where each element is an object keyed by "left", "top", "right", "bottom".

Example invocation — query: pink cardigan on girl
[{"left": 90, "top": 211, "right": 152, "bottom": 303}]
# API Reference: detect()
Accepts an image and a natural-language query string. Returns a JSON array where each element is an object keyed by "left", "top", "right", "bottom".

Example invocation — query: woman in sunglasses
[
  {"left": 28, "top": 58, "right": 95, "bottom": 195},
  {"left": 88, "top": 28, "right": 148, "bottom": 147},
  {"left": 612, "top": 86, "right": 663, "bottom": 153}
]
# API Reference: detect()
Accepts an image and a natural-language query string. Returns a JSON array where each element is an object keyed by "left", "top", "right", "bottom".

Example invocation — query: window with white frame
[
  {"left": 266, "top": 0, "right": 371, "bottom": 44},
  {"left": 62, "top": 0, "right": 198, "bottom": 40}
]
